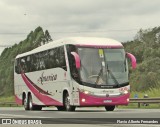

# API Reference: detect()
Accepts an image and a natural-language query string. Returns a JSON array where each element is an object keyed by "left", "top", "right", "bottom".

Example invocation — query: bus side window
[
  {"left": 48, "top": 48, "right": 56, "bottom": 69},
  {"left": 47, "top": 46, "right": 67, "bottom": 71},
  {"left": 26, "top": 56, "right": 31, "bottom": 72},
  {"left": 30, "top": 54, "right": 36, "bottom": 72},
  {"left": 35, "top": 53, "right": 40, "bottom": 71},
  {"left": 39, "top": 51, "right": 45, "bottom": 70},
  {"left": 20, "top": 57, "right": 27, "bottom": 73},
  {"left": 54, "top": 48, "right": 59, "bottom": 67},
  {"left": 44, "top": 50, "right": 50, "bottom": 69},
  {"left": 15, "top": 59, "right": 20, "bottom": 74},
  {"left": 59, "top": 46, "right": 67, "bottom": 71}
]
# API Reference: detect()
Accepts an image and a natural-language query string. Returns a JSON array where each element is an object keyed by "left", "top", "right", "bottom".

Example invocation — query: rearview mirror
[
  {"left": 126, "top": 52, "right": 136, "bottom": 69},
  {"left": 71, "top": 52, "right": 81, "bottom": 69}
]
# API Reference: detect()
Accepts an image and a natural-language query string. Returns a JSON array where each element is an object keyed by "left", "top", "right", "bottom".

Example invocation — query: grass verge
[
  {"left": 130, "top": 87, "right": 160, "bottom": 98},
  {"left": 0, "top": 96, "right": 14, "bottom": 102}
]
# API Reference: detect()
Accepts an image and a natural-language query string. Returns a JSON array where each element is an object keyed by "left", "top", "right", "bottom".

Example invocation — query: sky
[{"left": 0, "top": 0, "right": 160, "bottom": 54}]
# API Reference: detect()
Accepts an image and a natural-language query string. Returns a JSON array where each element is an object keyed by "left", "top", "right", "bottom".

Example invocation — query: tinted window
[{"left": 15, "top": 46, "right": 67, "bottom": 74}]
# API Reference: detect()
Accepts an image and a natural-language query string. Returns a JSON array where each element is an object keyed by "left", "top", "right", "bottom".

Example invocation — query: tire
[
  {"left": 28, "top": 95, "right": 42, "bottom": 111},
  {"left": 28, "top": 95, "right": 33, "bottom": 110},
  {"left": 23, "top": 95, "right": 29, "bottom": 110},
  {"left": 105, "top": 105, "right": 115, "bottom": 111},
  {"left": 57, "top": 106, "right": 65, "bottom": 111},
  {"left": 64, "top": 93, "right": 76, "bottom": 111}
]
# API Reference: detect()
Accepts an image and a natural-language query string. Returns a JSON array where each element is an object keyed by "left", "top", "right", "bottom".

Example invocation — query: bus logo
[{"left": 37, "top": 72, "right": 57, "bottom": 85}]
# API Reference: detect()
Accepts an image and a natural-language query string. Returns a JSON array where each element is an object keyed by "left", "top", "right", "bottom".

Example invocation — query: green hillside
[
  {"left": 0, "top": 26, "right": 52, "bottom": 96},
  {"left": 0, "top": 26, "right": 159, "bottom": 97},
  {"left": 124, "top": 27, "right": 160, "bottom": 92}
]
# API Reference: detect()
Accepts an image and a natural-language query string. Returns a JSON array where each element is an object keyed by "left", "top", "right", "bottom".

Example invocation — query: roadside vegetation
[
  {"left": 124, "top": 27, "right": 160, "bottom": 93},
  {"left": 0, "top": 26, "right": 52, "bottom": 97},
  {"left": 0, "top": 96, "right": 14, "bottom": 102}
]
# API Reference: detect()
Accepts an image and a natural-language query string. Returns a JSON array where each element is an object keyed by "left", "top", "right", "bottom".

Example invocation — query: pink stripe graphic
[
  {"left": 15, "top": 95, "right": 22, "bottom": 105},
  {"left": 21, "top": 73, "right": 63, "bottom": 106},
  {"left": 25, "top": 75, "right": 51, "bottom": 95}
]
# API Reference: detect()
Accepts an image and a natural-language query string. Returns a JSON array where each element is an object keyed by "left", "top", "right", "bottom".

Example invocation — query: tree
[
  {"left": 45, "top": 30, "right": 53, "bottom": 44},
  {"left": 0, "top": 26, "right": 52, "bottom": 96}
]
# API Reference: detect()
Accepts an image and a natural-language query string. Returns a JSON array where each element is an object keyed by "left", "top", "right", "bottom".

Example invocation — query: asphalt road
[
  {"left": 0, "top": 107, "right": 160, "bottom": 127},
  {"left": 0, "top": 107, "right": 160, "bottom": 118}
]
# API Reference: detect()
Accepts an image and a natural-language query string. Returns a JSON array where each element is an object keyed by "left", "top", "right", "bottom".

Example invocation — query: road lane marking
[{"left": 0, "top": 113, "right": 50, "bottom": 118}]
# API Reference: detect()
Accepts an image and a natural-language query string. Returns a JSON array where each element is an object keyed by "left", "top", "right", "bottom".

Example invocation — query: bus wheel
[
  {"left": 56, "top": 106, "right": 65, "bottom": 111},
  {"left": 28, "top": 95, "right": 42, "bottom": 111},
  {"left": 105, "top": 105, "right": 115, "bottom": 111},
  {"left": 64, "top": 93, "right": 76, "bottom": 111},
  {"left": 23, "top": 95, "right": 29, "bottom": 110},
  {"left": 28, "top": 95, "right": 33, "bottom": 110}
]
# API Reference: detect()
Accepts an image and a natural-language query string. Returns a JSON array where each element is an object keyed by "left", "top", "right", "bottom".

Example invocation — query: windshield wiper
[
  {"left": 107, "top": 69, "right": 120, "bottom": 87},
  {"left": 95, "top": 68, "right": 103, "bottom": 85}
]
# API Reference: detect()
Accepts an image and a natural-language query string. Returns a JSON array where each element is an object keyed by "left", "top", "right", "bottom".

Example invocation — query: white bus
[{"left": 14, "top": 37, "right": 136, "bottom": 111}]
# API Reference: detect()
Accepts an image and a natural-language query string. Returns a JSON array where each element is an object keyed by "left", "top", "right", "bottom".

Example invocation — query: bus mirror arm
[
  {"left": 126, "top": 52, "right": 137, "bottom": 69},
  {"left": 71, "top": 52, "right": 81, "bottom": 69}
]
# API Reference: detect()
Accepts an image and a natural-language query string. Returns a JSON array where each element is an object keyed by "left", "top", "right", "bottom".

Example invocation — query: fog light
[
  {"left": 82, "top": 98, "right": 85, "bottom": 102},
  {"left": 127, "top": 98, "right": 129, "bottom": 102}
]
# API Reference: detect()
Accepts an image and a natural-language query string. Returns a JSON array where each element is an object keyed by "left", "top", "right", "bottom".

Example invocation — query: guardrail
[
  {"left": 130, "top": 97, "right": 160, "bottom": 108},
  {"left": 0, "top": 102, "right": 19, "bottom": 107},
  {"left": 0, "top": 98, "right": 160, "bottom": 108}
]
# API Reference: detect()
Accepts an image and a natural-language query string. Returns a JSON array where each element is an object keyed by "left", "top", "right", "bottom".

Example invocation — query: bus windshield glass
[{"left": 77, "top": 47, "right": 128, "bottom": 86}]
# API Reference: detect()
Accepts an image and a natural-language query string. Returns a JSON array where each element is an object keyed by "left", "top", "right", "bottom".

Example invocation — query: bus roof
[{"left": 16, "top": 37, "right": 123, "bottom": 59}]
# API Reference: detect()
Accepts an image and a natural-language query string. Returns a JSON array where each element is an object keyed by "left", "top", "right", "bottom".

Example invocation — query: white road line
[{"left": 0, "top": 113, "right": 50, "bottom": 118}]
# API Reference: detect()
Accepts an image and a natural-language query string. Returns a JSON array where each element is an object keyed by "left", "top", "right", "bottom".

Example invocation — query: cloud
[{"left": 0, "top": 0, "right": 160, "bottom": 49}]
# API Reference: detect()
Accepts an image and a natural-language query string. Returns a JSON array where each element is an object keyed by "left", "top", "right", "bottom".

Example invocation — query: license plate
[{"left": 104, "top": 100, "right": 112, "bottom": 103}]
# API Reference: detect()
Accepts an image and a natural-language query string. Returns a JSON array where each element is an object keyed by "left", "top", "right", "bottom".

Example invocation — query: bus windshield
[{"left": 77, "top": 47, "right": 128, "bottom": 86}]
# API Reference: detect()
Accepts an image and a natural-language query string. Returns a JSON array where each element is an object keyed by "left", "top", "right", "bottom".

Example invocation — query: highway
[
  {"left": 0, "top": 107, "right": 160, "bottom": 127},
  {"left": 0, "top": 107, "right": 160, "bottom": 118}
]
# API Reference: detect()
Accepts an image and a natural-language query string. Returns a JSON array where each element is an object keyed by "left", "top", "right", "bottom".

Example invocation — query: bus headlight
[
  {"left": 120, "top": 90, "right": 129, "bottom": 95},
  {"left": 82, "top": 90, "right": 91, "bottom": 94},
  {"left": 80, "top": 89, "right": 94, "bottom": 95},
  {"left": 123, "top": 90, "right": 128, "bottom": 94},
  {"left": 84, "top": 91, "right": 89, "bottom": 94}
]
